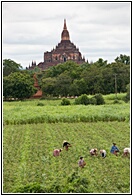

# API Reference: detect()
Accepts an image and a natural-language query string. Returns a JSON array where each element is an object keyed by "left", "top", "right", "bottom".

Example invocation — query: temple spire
[
  {"left": 63, "top": 19, "right": 67, "bottom": 30},
  {"left": 61, "top": 19, "right": 70, "bottom": 41}
]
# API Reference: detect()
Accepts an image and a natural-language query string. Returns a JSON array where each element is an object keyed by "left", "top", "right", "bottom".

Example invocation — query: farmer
[
  {"left": 110, "top": 143, "right": 119, "bottom": 156},
  {"left": 78, "top": 156, "right": 86, "bottom": 168},
  {"left": 100, "top": 149, "right": 106, "bottom": 158},
  {"left": 53, "top": 148, "right": 62, "bottom": 157},
  {"left": 123, "top": 148, "right": 130, "bottom": 157},
  {"left": 90, "top": 148, "right": 98, "bottom": 156},
  {"left": 63, "top": 140, "right": 71, "bottom": 151}
]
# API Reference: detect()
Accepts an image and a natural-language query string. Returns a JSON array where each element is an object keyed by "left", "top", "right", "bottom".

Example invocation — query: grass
[{"left": 3, "top": 100, "right": 129, "bottom": 125}]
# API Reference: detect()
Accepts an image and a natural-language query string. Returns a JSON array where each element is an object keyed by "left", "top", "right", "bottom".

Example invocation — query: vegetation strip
[{"left": 3, "top": 122, "right": 130, "bottom": 193}]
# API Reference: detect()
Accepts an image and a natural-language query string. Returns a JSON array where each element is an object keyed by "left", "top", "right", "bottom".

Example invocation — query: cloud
[{"left": 2, "top": 2, "right": 131, "bottom": 68}]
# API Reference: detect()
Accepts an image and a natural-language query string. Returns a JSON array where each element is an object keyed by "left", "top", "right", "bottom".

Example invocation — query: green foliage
[
  {"left": 41, "top": 77, "right": 57, "bottom": 96},
  {"left": 113, "top": 99, "right": 120, "bottom": 104},
  {"left": 55, "top": 72, "right": 72, "bottom": 96},
  {"left": 67, "top": 171, "right": 80, "bottom": 183},
  {"left": 103, "top": 93, "right": 126, "bottom": 101},
  {"left": 89, "top": 97, "right": 97, "bottom": 105},
  {"left": 43, "top": 61, "right": 81, "bottom": 78},
  {"left": 3, "top": 72, "right": 37, "bottom": 100},
  {"left": 75, "top": 94, "right": 90, "bottom": 105},
  {"left": 3, "top": 97, "right": 130, "bottom": 125},
  {"left": 75, "top": 94, "right": 105, "bottom": 106},
  {"left": 39, "top": 57, "right": 130, "bottom": 96},
  {"left": 94, "top": 58, "right": 108, "bottom": 67},
  {"left": 3, "top": 77, "right": 13, "bottom": 99},
  {"left": 93, "top": 93, "right": 105, "bottom": 105},
  {"left": 37, "top": 102, "right": 44, "bottom": 106},
  {"left": 3, "top": 121, "right": 130, "bottom": 193},
  {"left": 66, "top": 171, "right": 89, "bottom": 193},
  {"left": 3, "top": 59, "right": 22, "bottom": 76},
  {"left": 61, "top": 98, "right": 71, "bottom": 106},
  {"left": 70, "top": 79, "right": 88, "bottom": 96},
  {"left": 13, "top": 183, "right": 44, "bottom": 193},
  {"left": 123, "top": 84, "right": 130, "bottom": 103},
  {"left": 115, "top": 54, "right": 130, "bottom": 65}
]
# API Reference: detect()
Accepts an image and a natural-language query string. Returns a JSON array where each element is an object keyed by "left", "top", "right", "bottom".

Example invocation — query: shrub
[
  {"left": 61, "top": 98, "right": 71, "bottom": 105},
  {"left": 113, "top": 98, "right": 120, "bottom": 104},
  {"left": 67, "top": 171, "right": 80, "bottom": 183},
  {"left": 37, "top": 102, "right": 44, "bottom": 106},
  {"left": 123, "top": 83, "right": 130, "bottom": 103},
  {"left": 89, "top": 97, "right": 97, "bottom": 105},
  {"left": 123, "top": 93, "right": 130, "bottom": 103},
  {"left": 13, "top": 183, "right": 44, "bottom": 193},
  {"left": 74, "top": 94, "right": 90, "bottom": 105},
  {"left": 93, "top": 93, "right": 105, "bottom": 105},
  {"left": 67, "top": 171, "right": 89, "bottom": 193}
]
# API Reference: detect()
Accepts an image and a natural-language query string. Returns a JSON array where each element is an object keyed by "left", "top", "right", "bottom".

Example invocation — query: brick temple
[{"left": 27, "top": 19, "right": 86, "bottom": 70}]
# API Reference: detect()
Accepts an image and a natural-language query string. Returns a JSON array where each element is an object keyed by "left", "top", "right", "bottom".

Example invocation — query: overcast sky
[{"left": 2, "top": 2, "right": 131, "bottom": 69}]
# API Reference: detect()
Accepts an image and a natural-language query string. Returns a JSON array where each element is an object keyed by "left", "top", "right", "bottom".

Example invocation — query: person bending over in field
[
  {"left": 90, "top": 148, "right": 98, "bottom": 156},
  {"left": 63, "top": 140, "right": 71, "bottom": 151},
  {"left": 100, "top": 149, "right": 106, "bottom": 158},
  {"left": 53, "top": 149, "right": 62, "bottom": 157},
  {"left": 123, "top": 148, "right": 130, "bottom": 157},
  {"left": 78, "top": 156, "right": 86, "bottom": 168},
  {"left": 110, "top": 143, "right": 119, "bottom": 156}
]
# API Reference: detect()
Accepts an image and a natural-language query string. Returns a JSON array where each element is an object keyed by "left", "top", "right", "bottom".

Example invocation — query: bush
[
  {"left": 13, "top": 183, "right": 44, "bottom": 193},
  {"left": 123, "top": 83, "right": 130, "bottom": 103},
  {"left": 66, "top": 171, "right": 89, "bottom": 193},
  {"left": 89, "top": 97, "right": 97, "bottom": 105},
  {"left": 113, "top": 98, "right": 120, "bottom": 104},
  {"left": 75, "top": 94, "right": 90, "bottom": 105},
  {"left": 93, "top": 93, "right": 105, "bottom": 105},
  {"left": 37, "top": 102, "right": 44, "bottom": 106},
  {"left": 61, "top": 98, "right": 71, "bottom": 105},
  {"left": 123, "top": 95, "right": 130, "bottom": 103}
]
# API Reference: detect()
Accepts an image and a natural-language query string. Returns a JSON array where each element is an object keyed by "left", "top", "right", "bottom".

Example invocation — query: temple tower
[
  {"left": 61, "top": 19, "right": 70, "bottom": 41},
  {"left": 27, "top": 19, "right": 86, "bottom": 70}
]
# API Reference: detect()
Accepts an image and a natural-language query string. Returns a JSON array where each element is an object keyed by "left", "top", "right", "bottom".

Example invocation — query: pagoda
[{"left": 27, "top": 19, "right": 86, "bottom": 70}]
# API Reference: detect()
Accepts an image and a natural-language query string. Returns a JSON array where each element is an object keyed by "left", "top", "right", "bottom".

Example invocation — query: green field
[
  {"left": 3, "top": 94, "right": 130, "bottom": 125},
  {"left": 3, "top": 96, "right": 130, "bottom": 193}
]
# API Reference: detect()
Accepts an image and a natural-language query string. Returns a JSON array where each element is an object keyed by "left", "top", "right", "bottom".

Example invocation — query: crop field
[
  {"left": 3, "top": 95, "right": 130, "bottom": 125},
  {"left": 3, "top": 96, "right": 130, "bottom": 193}
]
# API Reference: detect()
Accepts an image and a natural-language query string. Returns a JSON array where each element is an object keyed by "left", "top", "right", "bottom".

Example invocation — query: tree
[
  {"left": 3, "top": 77, "right": 13, "bottom": 99},
  {"left": 94, "top": 58, "right": 108, "bottom": 67},
  {"left": 101, "top": 67, "right": 114, "bottom": 94},
  {"left": 41, "top": 77, "right": 57, "bottom": 96},
  {"left": 34, "top": 54, "right": 130, "bottom": 97},
  {"left": 115, "top": 54, "right": 130, "bottom": 65},
  {"left": 55, "top": 72, "right": 72, "bottom": 97},
  {"left": 81, "top": 65, "right": 103, "bottom": 95},
  {"left": 3, "top": 72, "right": 37, "bottom": 100},
  {"left": 3, "top": 59, "right": 23, "bottom": 76},
  {"left": 109, "top": 62, "right": 130, "bottom": 93},
  {"left": 69, "top": 79, "right": 88, "bottom": 96}
]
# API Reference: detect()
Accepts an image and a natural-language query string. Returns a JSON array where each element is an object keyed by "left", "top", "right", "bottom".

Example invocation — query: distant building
[
  {"left": 26, "top": 19, "right": 86, "bottom": 70},
  {"left": 31, "top": 73, "right": 42, "bottom": 99}
]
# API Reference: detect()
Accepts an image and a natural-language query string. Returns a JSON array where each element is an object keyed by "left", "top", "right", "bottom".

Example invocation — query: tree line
[{"left": 3, "top": 54, "right": 130, "bottom": 100}]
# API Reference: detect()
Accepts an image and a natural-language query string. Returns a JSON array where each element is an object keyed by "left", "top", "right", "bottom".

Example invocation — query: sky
[{"left": 2, "top": 1, "right": 131, "bottom": 69}]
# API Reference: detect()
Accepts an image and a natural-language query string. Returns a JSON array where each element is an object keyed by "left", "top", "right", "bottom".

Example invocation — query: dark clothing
[
  {"left": 110, "top": 145, "right": 119, "bottom": 153},
  {"left": 63, "top": 142, "right": 70, "bottom": 147}
]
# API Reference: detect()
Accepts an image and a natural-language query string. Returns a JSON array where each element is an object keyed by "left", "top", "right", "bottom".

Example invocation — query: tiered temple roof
[{"left": 27, "top": 19, "right": 86, "bottom": 70}]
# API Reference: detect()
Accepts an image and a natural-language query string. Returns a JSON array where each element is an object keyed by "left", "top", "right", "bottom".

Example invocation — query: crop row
[
  {"left": 3, "top": 122, "right": 130, "bottom": 193},
  {"left": 3, "top": 103, "right": 130, "bottom": 125}
]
